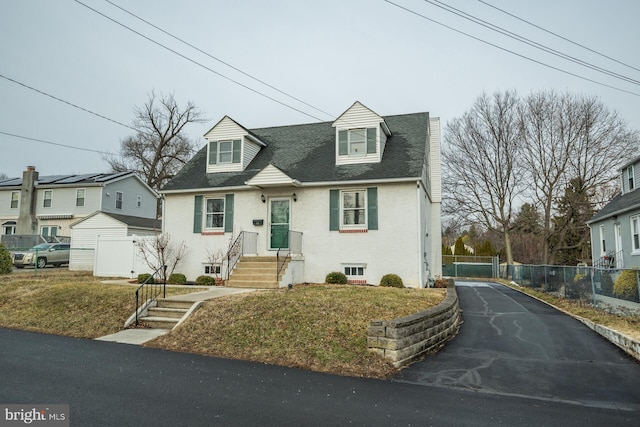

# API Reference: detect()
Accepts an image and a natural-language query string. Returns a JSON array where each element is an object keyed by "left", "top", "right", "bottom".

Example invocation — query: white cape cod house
[{"left": 161, "top": 102, "right": 442, "bottom": 288}]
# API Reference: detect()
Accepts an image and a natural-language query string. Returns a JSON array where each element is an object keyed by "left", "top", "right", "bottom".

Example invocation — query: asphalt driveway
[{"left": 394, "top": 281, "right": 640, "bottom": 411}]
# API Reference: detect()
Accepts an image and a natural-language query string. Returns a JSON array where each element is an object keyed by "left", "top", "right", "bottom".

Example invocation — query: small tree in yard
[
  {"left": 0, "top": 244, "right": 12, "bottom": 275},
  {"left": 136, "top": 233, "right": 187, "bottom": 283}
]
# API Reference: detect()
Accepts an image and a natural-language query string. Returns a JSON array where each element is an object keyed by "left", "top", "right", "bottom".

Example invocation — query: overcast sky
[{"left": 1, "top": 0, "right": 639, "bottom": 179}]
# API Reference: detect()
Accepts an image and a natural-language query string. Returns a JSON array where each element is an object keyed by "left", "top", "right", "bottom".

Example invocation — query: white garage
[{"left": 69, "top": 212, "right": 161, "bottom": 274}]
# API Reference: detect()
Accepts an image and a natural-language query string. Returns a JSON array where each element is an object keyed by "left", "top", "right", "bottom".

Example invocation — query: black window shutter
[
  {"left": 232, "top": 140, "right": 241, "bottom": 163},
  {"left": 366, "top": 128, "right": 377, "bottom": 154},
  {"left": 367, "top": 187, "right": 378, "bottom": 230},
  {"left": 329, "top": 189, "right": 340, "bottom": 230},
  {"left": 208, "top": 142, "right": 217, "bottom": 165},
  {"left": 193, "top": 195, "right": 203, "bottom": 233},
  {"left": 224, "top": 194, "right": 234, "bottom": 232}
]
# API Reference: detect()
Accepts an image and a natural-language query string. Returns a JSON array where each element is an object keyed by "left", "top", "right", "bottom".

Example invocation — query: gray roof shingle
[
  {"left": 162, "top": 112, "right": 430, "bottom": 192},
  {"left": 588, "top": 189, "right": 640, "bottom": 223}
]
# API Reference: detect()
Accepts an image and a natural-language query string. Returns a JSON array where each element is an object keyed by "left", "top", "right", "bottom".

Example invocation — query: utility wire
[
  {"left": 384, "top": 1, "right": 640, "bottom": 97},
  {"left": 0, "top": 73, "right": 136, "bottom": 131},
  {"left": 103, "top": 0, "right": 335, "bottom": 120},
  {"left": 478, "top": 0, "right": 640, "bottom": 74},
  {"left": 0, "top": 130, "right": 117, "bottom": 155},
  {"left": 73, "top": 0, "right": 325, "bottom": 122},
  {"left": 428, "top": 0, "right": 640, "bottom": 86}
]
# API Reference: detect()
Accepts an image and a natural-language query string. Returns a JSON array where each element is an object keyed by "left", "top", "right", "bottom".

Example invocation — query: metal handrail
[
  {"left": 134, "top": 265, "right": 166, "bottom": 327},
  {"left": 226, "top": 231, "right": 258, "bottom": 279},
  {"left": 276, "top": 231, "right": 302, "bottom": 282}
]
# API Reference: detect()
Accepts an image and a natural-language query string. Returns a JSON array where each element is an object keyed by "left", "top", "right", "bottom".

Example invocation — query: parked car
[{"left": 12, "top": 243, "right": 71, "bottom": 269}]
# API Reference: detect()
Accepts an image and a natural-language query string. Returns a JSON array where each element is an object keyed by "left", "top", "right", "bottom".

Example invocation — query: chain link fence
[{"left": 501, "top": 264, "right": 640, "bottom": 316}]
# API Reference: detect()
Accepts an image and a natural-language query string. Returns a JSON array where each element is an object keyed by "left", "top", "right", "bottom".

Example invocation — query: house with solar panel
[
  {"left": 0, "top": 166, "right": 158, "bottom": 248},
  {"left": 161, "top": 102, "right": 442, "bottom": 288}
]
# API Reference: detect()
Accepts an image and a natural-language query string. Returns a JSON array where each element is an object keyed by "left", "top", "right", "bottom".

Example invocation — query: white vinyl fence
[{"left": 94, "top": 235, "right": 154, "bottom": 278}]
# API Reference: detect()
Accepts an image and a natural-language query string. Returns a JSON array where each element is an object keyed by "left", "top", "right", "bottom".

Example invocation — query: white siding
[
  {"left": 204, "top": 116, "right": 245, "bottom": 140},
  {"left": 247, "top": 165, "right": 295, "bottom": 187},
  {"left": 333, "top": 102, "right": 383, "bottom": 129},
  {"left": 69, "top": 213, "right": 128, "bottom": 271},
  {"left": 429, "top": 117, "right": 442, "bottom": 203},
  {"left": 243, "top": 139, "right": 261, "bottom": 169}
]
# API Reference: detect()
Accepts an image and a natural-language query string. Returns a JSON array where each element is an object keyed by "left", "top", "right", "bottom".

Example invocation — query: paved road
[
  {"left": 395, "top": 281, "right": 640, "bottom": 412},
  {"left": 1, "top": 281, "right": 639, "bottom": 426}
]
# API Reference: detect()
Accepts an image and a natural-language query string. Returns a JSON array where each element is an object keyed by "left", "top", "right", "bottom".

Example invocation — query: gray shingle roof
[
  {"left": 99, "top": 212, "right": 162, "bottom": 230},
  {"left": 162, "top": 112, "right": 430, "bottom": 192},
  {"left": 588, "top": 189, "right": 640, "bottom": 223}
]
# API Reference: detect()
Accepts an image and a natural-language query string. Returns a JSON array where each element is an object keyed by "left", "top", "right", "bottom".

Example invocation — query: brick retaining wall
[{"left": 367, "top": 280, "right": 461, "bottom": 368}]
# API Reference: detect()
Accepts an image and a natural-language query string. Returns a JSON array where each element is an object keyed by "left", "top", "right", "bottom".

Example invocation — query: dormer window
[
  {"left": 209, "top": 139, "right": 241, "bottom": 165},
  {"left": 338, "top": 128, "right": 376, "bottom": 156}
]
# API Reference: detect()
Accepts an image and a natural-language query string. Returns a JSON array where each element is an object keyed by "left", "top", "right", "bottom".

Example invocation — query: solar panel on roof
[
  {"left": 37, "top": 175, "right": 69, "bottom": 184},
  {"left": 56, "top": 173, "right": 101, "bottom": 184}
]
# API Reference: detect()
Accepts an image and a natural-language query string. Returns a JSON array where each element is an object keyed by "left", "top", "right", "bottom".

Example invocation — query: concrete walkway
[{"left": 96, "top": 286, "right": 257, "bottom": 345}]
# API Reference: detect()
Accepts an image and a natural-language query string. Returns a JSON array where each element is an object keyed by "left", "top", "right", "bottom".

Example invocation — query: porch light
[
  {"left": 261, "top": 194, "right": 266, "bottom": 203},
  {"left": 292, "top": 193, "right": 297, "bottom": 202}
]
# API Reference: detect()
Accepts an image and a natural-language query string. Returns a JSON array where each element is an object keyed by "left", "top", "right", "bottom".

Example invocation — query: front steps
[
  {"left": 226, "top": 256, "right": 289, "bottom": 289},
  {"left": 138, "top": 299, "right": 194, "bottom": 329}
]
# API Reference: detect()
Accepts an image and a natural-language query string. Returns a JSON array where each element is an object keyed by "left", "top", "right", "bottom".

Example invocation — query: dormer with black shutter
[
  {"left": 332, "top": 101, "right": 392, "bottom": 165},
  {"left": 205, "top": 116, "right": 266, "bottom": 173}
]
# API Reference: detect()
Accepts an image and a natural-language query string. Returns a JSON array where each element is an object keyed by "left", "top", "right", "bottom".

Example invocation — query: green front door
[{"left": 270, "top": 199, "right": 290, "bottom": 250}]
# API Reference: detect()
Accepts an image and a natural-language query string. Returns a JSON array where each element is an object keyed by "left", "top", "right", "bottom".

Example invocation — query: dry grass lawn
[
  {"left": 0, "top": 269, "right": 199, "bottom": 338},
  {"left": 147, "top": 284, "right": 447, "bottom": 378}
]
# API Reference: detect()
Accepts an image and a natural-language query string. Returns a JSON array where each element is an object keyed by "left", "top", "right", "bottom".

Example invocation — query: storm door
[{"left": 269, "top": 198, "right": 290, "bottom": 250}]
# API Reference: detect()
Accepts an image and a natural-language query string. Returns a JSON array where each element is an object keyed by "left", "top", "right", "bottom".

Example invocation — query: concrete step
[
  {"left": 147, "top": 307, "right": 187, "bottom": 319},
  {"left": 139, "top": 316, "right": 179, "bottom": 330},
  {"left": 225, "top": 279, "right": 279, "bottom": 289},
  {"left": 234, "top": 263, "right": 279, "bottom": 270},
  {"left": 156, "top": 299, "right": 194, "bottom": 310},
  {"left": 240, "top": 256, "right": 278, "bottom": 263}
]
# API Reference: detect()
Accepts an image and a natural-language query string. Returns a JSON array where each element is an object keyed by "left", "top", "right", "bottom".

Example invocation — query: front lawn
[
  {"left": 0, "top": 270, "right": 198, "bottom": 338},
  {"left": 147, "top": 284, "right": 446, "bottom": 378}
]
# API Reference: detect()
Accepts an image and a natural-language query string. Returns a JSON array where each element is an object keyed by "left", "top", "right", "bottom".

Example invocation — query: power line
[
  {"left": 103, "top": 0, "right": 335, "bottom": 120},
  {"left": 478, "top": 0, "right": 640, "bottom": 74},
  {"left": 72, "top": 0, "right": 326, "bottom": 122},
  {"left": 0, "top": 130, "right": 117, "bottom": 155},
  {"left": 384, "top": 0, "right": 640, "bottom": 97},
  {"left": 0, "top": 73, "right": 136, "bottom": 131},
  {"left": 427, "top": 0, "right": 640, "bottom": 86}
]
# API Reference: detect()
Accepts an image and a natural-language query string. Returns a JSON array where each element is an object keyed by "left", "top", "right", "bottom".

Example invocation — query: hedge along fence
[{"left": 368, "top": 279, "right": 461, "bottom": 368}]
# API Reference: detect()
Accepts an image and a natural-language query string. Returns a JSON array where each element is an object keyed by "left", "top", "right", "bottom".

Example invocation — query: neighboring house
[
  {"left": 0, "top": 166, "right": 158, "bottom": 243},
  {"left": 161, "top": 101, "right": 442, "bottom": 288},
  {"left": 69, "top": 211, "right": 161, "bottom": 271},
  {"left": 587, "top": 155, "right": 640, "bottom": 269}
]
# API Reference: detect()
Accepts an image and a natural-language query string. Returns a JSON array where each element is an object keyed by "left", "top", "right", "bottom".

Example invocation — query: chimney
[{"left": 17, "top": 166, "right": 39, "bottom": 235}]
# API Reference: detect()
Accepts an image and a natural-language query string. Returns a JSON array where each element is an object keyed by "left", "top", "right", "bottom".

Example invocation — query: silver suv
[{"left": 13, "top": 243, "right": 71, "bottom": 269}]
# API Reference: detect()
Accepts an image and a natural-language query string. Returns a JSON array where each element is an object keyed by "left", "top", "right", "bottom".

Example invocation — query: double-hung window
[
  {"left": 76, "top": 189, "right": 85, "bottom": 207},
  {"left": 208, "top": 139, "right": 241, "bottom": 165},
  {"left": 205, "top": 198, "right": 225, "bottom": 230},
  {"left": 632, "top": 215, "right": 640, "bottom": 253},
  {"left": 10, "top": 191, "right": 19, "bottom": 209},
  {"left": 193, "top": 194, "right": 234, "bottom": 234},
  {"left": 342, "top": 190, "right": 366, "bottom": 227},
  {"left": 330, "top": 188, "right": 378, "bottom": 232},
  {"left": 43, "top": 190, "right": 52, "bottom": 208},
  {"left": 338, "top": 128, "right": 377, "bottom": 156},
  {"left": 115, "top": 192, "right": 123, "bottom": 209},
  {"left": 628, "top": 166, "right": 635, "bottom": 191},
  {"left": 599, "top": 224, "right": 606, "bottom": 255}
]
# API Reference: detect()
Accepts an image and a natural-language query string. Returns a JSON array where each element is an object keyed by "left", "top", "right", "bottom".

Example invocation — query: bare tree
[
  {"left": 520, "top": 91, "right": 639, "bottom": 264},
  {"left": 136, "top": 233, "right": 188, "bottom": 283},
  {"left": 104, "top": 91, "right": 205, "bottom": 193},
  {"left": 442, "top": 91, "right": 525, "bottom": 264}
]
